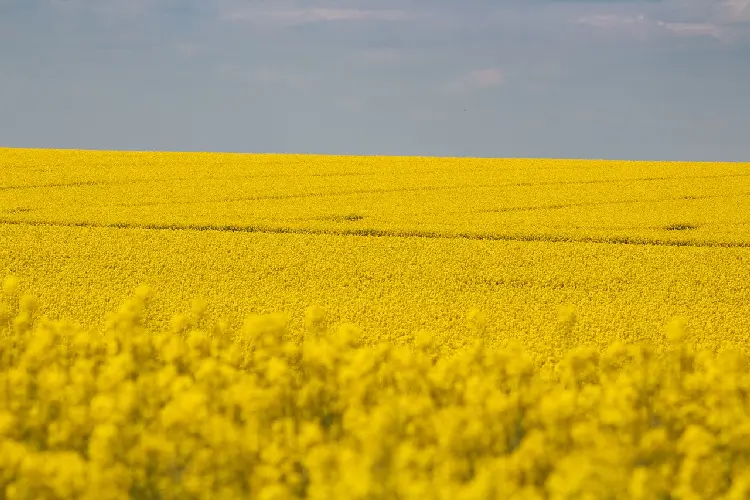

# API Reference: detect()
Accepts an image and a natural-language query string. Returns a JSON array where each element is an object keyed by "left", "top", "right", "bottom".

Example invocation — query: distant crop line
[
  {"left": 1, "top": 218, "right": 749, "bottom": 249},
  {"left": 3, "top": 170, "right": 747, "bottom": 192},
  {"left": 0, "top": 172, "right": 375, "bottom": 191},
  {"left": 107, "top": 184, "right": 496, "bottom": 208},
  {"left": 511, "top": 172, "right": 750, "bottom": 188},
  {"left": 308, "top": 172, "right": 373, "bottom": 177},
  {"left": 0, "top": 181, "right": 106, "bottom": 191},
  {"left": 0, "top": 179, "right": 181, "bottom": 191},
  {"left": 97, "top": 172, "right": 750, "bottom": 209},
  {"left": 476, "top": 193, "right": 745, "bottom": 214}
]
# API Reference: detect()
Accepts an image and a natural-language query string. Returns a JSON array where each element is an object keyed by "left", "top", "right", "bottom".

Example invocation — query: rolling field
[
  {"left": 2, "top": 148, "right": 750, "bottom": 354},
  {"left": 3, "top": 147, "right": 750, "bottom": 498}
]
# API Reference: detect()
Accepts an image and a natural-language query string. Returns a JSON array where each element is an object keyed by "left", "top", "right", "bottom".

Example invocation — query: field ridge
[{"left": 2, "top": 217, "right": 750, "bottom": 248}]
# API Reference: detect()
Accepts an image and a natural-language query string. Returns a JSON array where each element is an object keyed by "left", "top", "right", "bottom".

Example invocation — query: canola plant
[
  {"left": 3, "top": 148, "right": 750, "bottom": 499},
  {"left": 3, "top": 147, "right": 750, "bottom": 246},
  {"left": 2, "top": 277, "right": 750, "bottom": 500},
  {"left": 3, "top": 148, "right": 750, "bottom": 359}
]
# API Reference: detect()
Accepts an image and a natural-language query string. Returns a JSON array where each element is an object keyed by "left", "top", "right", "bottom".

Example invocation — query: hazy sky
[{"left": 1, "top": 0, "right": 748, "bottom": 160}]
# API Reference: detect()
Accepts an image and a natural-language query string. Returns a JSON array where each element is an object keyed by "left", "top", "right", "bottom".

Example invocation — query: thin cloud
[
  {"left": 577, "top": 12, "right": 728, "bottom": 41},
  {"left": 657, "top": 21, "right": 724, "bottom": 38},
  {"left": 465, "top": 68, "right": 505, "bottom": 88},
  {"left": 49, "top": 0, "right": 156, "bottom": 20},
  {"left": 224, "top": 7, "right": 408, "bottom": 25},
  {"left": 444, "top": 68, "right": 505, "bottom": 93},
  {"left": 575, "top": 0, "right": 750, "bottom": 42},
  {"left": 716, "top": 0, "right": 750, "bottom": 23},
  {"left": 576, "top": 13, "right": 647, "bottom": 28}
]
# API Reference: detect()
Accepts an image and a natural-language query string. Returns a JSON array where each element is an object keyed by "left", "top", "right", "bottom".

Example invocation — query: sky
[{"left": 0, "top": 0, "right": 748, "bottom": 160}]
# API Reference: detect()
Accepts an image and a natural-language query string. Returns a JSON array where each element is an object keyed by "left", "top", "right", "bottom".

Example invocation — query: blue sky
[{"left": 1, "top": 0, "right": 748, "bottom": 160}]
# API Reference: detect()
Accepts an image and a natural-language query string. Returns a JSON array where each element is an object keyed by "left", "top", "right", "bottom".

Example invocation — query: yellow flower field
[
  {"left": 2, "top": 148, "right": 750, "bottom": 245},
  {"left": 2, "top": 148, "right": 750, "bottom": 355},
  {"left": 2, "top": 279, "right": 750, "bottom": 499},
  {"left": 2, "top": 147, "right": 750, "bottom": 498}
]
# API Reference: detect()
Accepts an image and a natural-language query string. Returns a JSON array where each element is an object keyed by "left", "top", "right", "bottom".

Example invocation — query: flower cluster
[{"left": 2, "top": 276, "right": 750, "bottom": 499}]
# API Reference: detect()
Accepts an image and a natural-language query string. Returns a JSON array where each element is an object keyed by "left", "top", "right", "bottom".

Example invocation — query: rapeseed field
[{"left": 2, "top": 147, "right": 750, "bottom": 498}]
